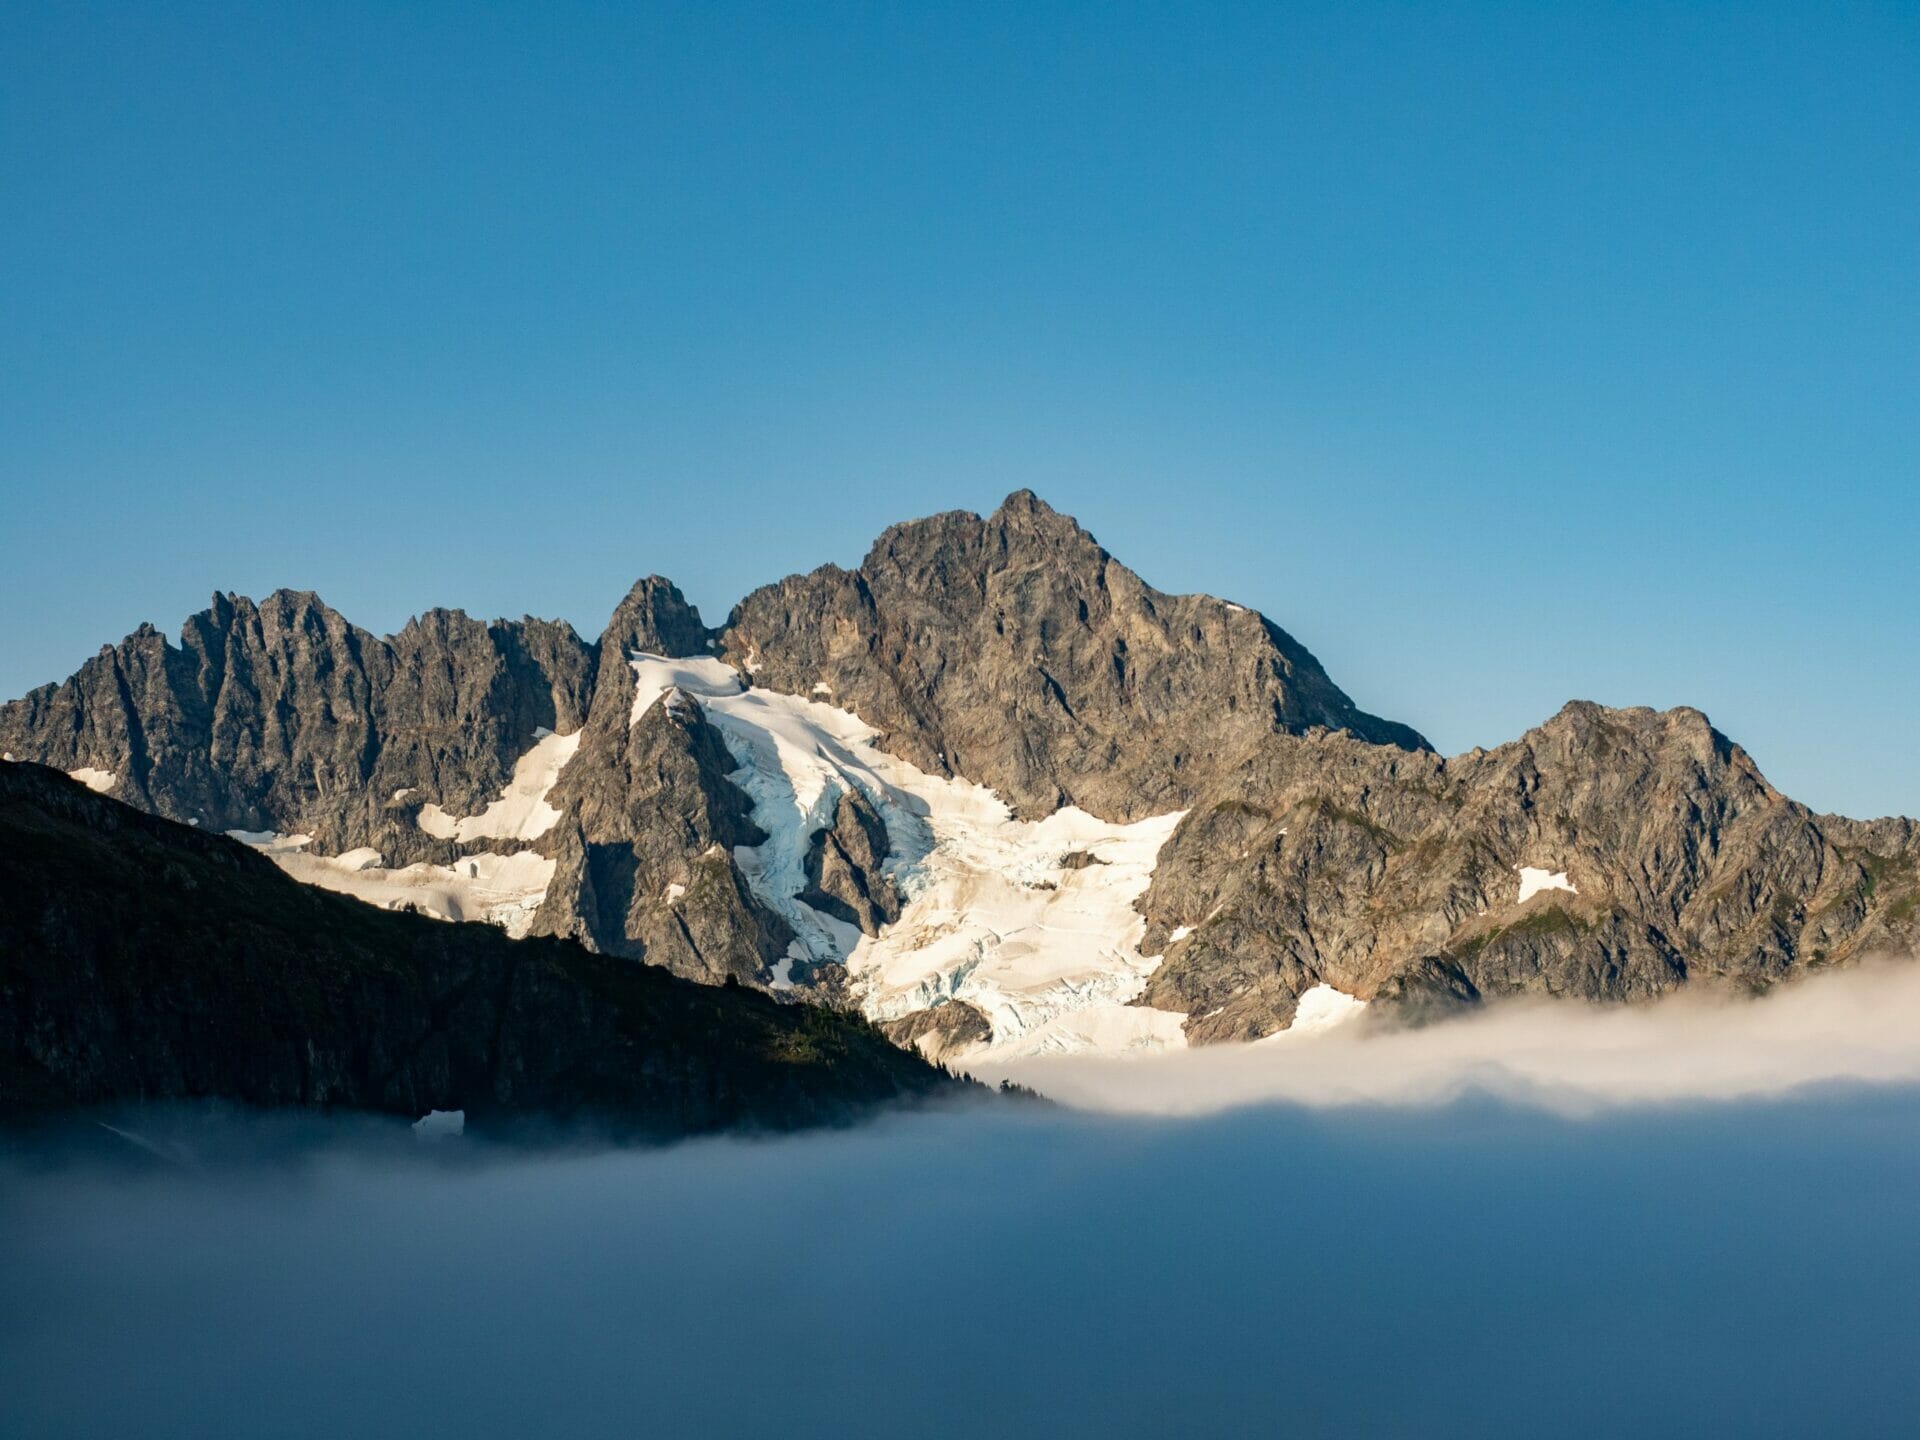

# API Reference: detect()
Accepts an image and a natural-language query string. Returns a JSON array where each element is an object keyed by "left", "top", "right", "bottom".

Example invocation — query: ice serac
[{"left": 718, "top": 489, "right": 1426, "bottom": 824}]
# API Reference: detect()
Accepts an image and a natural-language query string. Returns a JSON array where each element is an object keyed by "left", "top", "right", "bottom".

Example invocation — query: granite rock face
[
  {"left": 0, "top": 590, "right": 593, "bottom": 864},
  {"left": 801, "top": 788, "right": 901, "bottom": 935},
  {"left": 4, "top": 494, "right": 1915, "bottom": 1045},
  {"left": 880, "top": 1000, "right": 994, "bottom": 1065},
  {"left": 528, "top": 694, "right": 792, "bottom": 986},
  {"left": 1138, "top": 703, "right": 1920, "bottom": 1039},
  {"left": 719, "top": 490, "right": 1426, "bottom": 821}
]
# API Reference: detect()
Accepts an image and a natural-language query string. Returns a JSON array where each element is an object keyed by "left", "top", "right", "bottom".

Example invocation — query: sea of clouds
[{"left": 6, "top": 962, "right": 1920, "bottom": 1439}]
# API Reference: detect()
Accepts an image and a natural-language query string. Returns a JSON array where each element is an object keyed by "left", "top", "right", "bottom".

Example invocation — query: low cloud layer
[
  {"left": 7, "top": 1087, "right": 1920, "bottom": 1439},
  {"left": 983, "top": 958, "right": 1920, "bottom": 1115},
  {"left": 7, "top": 962, "right": 1920, "bottom": 1437}
]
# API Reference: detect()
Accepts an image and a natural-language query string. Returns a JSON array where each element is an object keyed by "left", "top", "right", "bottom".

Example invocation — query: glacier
[{"left": 629, "top": 652, "right": 1191, "bottom": 1061}]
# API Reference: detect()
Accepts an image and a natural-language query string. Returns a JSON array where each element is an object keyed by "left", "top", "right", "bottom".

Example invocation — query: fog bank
[{"left": 986, "top": 958, "right": 1920, "bottom": 1115}]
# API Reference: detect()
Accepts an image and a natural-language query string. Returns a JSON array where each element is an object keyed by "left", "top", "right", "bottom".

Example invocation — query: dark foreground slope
[{"left": 0, "top": 763, "right": 958, "bottom": 1136}]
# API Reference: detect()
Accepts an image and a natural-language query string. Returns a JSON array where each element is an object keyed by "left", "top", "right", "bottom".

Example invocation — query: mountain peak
[
  {"left": 993, "top": 487, "right": 1059, "bottom": 518},
  {"left": 604, "top": 576, "right": 709, "bottom": 658},
  {"left": 988, "top": 488, "right": 1095, "bottom": 546},
  {"left": 722, "top": 494, "right": 1423, "bottom": 821}
]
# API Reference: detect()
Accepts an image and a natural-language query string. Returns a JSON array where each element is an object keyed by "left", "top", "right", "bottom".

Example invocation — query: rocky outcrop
[
  {"left": 881, "top": 1001, "right": 994, "bottom": 1065},
  {"left": 719, "top": 490, "right": 1425, "bottom": 821},
  {"left": 801, "top": 788, "right": 901, "bottom": 934},
  {"left": 518, "top": 575, "right": 794, "bottom": 983},
  {"left": 1138, "top": 703, "right": 1920, "bottom": 1039},
  {"left": 597, "top": 574, "right": 713, "bottom": 662},
  {"left": 0, "top": 763, "right": 957, "bottom": 1134},
  {"left": 529, "top": 696, "right": 792, "bottom": 985}
]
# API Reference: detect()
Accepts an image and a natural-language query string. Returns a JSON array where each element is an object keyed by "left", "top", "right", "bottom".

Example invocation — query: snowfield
[
  {"left": 228, "top": 828, "right": 559, "bottom": 938},
  {"left": 1259, "top": 983, "right": 1368, "bottom": 1040},
  {"left": 416, "top": 729, "right": 580, "bottom": 844},
  {"left": 227, "top": 727, "right": 579, "bottom": 938}
]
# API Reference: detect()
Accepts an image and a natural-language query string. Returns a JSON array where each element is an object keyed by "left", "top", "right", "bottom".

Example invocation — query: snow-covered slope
[
  {"left": 629, "top": 653, "right": 1191, "bottom": 1061},
  {"left": 1516, "top": 865, "right": 1578, "bottom": 904},
  {"left": 228, "top": 832, "right": 558, "bottom": 938},
  {"left": 229, "top": 726, "right": 579, "bottom": 937},
  {"left": 417, "top": 729, "right": 580, "bottom": 844}
]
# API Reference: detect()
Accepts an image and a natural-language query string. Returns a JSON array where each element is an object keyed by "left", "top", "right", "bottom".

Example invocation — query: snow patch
[
  {"left": 417, "top": 730, "right": 580, "bottom": 843},
  {"left": 1517, "top": 866, "right": 1578, "bottom": 905},
  {"left": 412, "top": 1110, "right": 465, "bottom": 1139},
  {"left": 230, "top": 832, "right": 556, "bottom": 938},
  {"left": 1259, "top": 984, "right": 1367, "bottom": 1040},
  {"left": 69, "top": 767, "right": 116, "bottom": 794},
  {"left": 1169, "top": 924, "right": 1193, "bottom": 943},
  {"left": 664, "top": 882, "right": 686, "bottom": 903},
  {"left": 769, "top": 943, "right": 806, "bottom": 992},
  {"left": 227, "top": 829, "right": 309, "bottom": 852}
]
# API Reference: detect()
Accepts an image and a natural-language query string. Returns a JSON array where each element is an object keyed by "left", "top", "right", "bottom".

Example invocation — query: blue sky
[{"left": 3, "top": 2, "right": 1915, "bottom": 817}]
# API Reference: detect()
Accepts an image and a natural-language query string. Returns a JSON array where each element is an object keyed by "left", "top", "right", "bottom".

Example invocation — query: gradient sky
[{"left": 3, "top": 2, "right": 1915, "bottom": 817}]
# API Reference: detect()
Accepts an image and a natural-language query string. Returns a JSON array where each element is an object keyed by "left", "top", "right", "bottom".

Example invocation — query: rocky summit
[{"left": 4, "top": 492, "right": 1915, "bottom": 1065}]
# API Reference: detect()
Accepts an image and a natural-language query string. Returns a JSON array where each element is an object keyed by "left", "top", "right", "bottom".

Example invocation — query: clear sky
[{"left": 3, "top": 2, "right": 1915, "bottom": 818}]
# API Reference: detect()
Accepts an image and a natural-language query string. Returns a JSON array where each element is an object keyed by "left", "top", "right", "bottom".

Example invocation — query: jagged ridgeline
[{"left": 4, "top": 492, "right": 1916, "bottom": 1063}]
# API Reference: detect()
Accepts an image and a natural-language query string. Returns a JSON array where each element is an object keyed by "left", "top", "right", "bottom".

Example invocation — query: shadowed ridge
[{"left": 0, "top": 760, "right": 963, "bottom": 1135}]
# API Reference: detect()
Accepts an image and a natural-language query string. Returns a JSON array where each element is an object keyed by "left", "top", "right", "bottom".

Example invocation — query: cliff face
[
  {"left": 0, "top": 764, "right": 957, "bottom": 1134},
  {"left": 0, "top": 591, "right": 594, "bottom": 864},
  {"left": 3, "top": 494, "right": 1914, "bottom": 1057}
]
